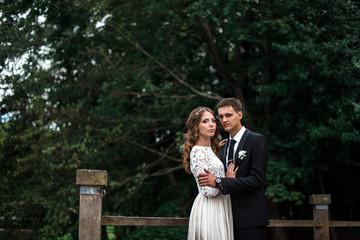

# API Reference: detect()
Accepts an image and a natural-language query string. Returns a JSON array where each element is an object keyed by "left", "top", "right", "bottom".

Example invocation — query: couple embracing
[{"left": 183, "top": 98, "right": 269, "bottom": 240}]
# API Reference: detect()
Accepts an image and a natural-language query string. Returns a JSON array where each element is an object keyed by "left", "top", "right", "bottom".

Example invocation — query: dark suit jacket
[{"left": 221, "top": 129, "right": 269, "bottom": 229}]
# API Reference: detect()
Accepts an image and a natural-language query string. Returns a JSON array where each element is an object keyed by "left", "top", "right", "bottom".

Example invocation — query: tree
[{"left": 1, "top": 0, "right": 359, "bottom": 239}]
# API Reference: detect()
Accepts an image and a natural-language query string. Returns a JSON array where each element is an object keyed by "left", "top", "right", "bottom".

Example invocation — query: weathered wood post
[
  {"left": 310, "top": 194, "right": 331, "bottom": 240},
  {"left": 76, "top": 169, "right": 107, "bottom": 240}
]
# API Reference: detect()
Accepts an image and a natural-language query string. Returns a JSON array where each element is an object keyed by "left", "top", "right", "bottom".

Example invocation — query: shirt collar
[{"left": 230, "top": 126, "right": 246, "bottom": 143}]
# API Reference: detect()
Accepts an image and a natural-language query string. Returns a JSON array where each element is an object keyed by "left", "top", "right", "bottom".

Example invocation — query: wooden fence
[{"left": 76, "top": 169, "right": 360, "bottom": 240}]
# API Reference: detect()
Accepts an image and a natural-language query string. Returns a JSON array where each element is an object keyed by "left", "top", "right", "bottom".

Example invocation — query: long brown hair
[{"left": 182, "top": 107, "right": 220, "bottom": 174}]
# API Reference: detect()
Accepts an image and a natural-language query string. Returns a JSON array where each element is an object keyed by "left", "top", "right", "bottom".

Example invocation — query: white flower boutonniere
[{"left": 238, "top": 150, "right": 247, "bottom": 160}]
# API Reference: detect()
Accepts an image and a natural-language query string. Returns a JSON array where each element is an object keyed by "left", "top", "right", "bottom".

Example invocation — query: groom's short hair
[{"left": 217, "top": 98, "right": 242, "bottom": 113}]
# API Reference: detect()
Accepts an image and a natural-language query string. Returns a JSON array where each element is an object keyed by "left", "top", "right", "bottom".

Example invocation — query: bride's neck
[{"left": 196, "top": 137, "right": 211, "bottom": 147}]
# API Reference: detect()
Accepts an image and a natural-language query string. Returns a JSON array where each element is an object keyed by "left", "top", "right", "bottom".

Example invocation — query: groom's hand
[{"left": 198, "top": 168, "right": 216, "bottom": 187}]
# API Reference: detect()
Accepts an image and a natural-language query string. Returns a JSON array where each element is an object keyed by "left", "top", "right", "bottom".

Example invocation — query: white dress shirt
[{"left": 226, "top": 126, "right": 246, "bottom": 167}]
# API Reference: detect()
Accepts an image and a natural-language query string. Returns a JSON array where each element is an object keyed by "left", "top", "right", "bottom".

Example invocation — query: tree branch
[
  {"left": 108, "top": 20, "right": 222, "bottom": 101},
  {"left": 199, "top": 18, "right": 255, "bottom": 129},
  {"left": 124, "top": 139, "right": 182, "bottom": 163}
]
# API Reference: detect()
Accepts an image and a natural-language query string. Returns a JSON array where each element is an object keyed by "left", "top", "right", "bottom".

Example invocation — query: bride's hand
[
  {"left": 226, "top": 162, "right": 238, "bottom": 178},
  {"left": 219, "top": 139, "right": 228, "bottom": 147}
]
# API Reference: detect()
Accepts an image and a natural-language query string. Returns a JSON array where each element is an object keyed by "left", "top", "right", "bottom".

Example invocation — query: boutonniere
[{"left": 238, "top": 150, "right": 247, "bottom": 160}]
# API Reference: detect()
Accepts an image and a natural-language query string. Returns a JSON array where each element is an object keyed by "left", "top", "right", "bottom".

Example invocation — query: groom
[{"left": 198, "top": 98, "right": 269, "bottom": 240}]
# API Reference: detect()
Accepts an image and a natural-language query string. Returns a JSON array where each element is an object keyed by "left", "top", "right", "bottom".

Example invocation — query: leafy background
[{"left": 1, "top": 0, "right": 359, "bottom": 239}]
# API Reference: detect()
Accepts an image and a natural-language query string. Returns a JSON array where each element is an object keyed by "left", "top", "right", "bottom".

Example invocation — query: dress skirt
[{"left": 187, "top": 193, "right": 233, "bottom": 240}]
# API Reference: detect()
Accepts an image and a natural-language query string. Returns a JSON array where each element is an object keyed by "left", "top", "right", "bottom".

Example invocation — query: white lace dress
[{"left": 187, "top": 146, "right": 233, "bottom": 240}]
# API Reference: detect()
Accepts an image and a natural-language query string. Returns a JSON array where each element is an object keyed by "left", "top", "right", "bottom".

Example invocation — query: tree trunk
[{"left": 267, "top": 200, "right": 289, "bottom": 240}]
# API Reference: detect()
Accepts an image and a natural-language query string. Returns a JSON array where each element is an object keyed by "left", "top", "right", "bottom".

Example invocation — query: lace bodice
[{"left": 190, "top": 146, "right": 225, "bottom": 198}]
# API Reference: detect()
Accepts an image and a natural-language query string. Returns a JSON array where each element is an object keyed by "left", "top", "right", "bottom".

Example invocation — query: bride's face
[{"left": 197, "top": 111, "right": 216, "bottom": 139}]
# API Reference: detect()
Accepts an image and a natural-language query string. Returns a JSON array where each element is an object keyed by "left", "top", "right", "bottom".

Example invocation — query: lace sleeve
[{"left": 191, "top": 148, "right": 219, "bottom": 198}]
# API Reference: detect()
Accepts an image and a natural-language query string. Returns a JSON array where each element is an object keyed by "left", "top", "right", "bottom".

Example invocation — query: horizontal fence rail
[
  {"left": 102, "top": 216, "right": 189, "bottom": 226},
  {"left": 101, "top": 217, "right": 324, "bottom": 227},
  {"left": 77, "top": 169, "right": 360, "bottom": 240},
  {"left": 101, "top": 216, "right": 360, "bottom": 228},
  {"left": 269, "top": 220, "right": 322, "bottom": 227},
  {"left": 329, "top": 221, "right": 360, "bottom": 227}
]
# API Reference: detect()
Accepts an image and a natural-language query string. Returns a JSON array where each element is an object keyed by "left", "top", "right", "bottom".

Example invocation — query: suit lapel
[
  {"left": 220, "top": 139, "right": 229, "bottom": 166},
  {"left": 234, "top": 129, "right": 250, "bottom": 166}
]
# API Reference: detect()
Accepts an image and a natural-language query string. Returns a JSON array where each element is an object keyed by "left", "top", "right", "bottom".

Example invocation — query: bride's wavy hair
[{"left": 183, "top": 107, "right": 220, "bottom": 174}]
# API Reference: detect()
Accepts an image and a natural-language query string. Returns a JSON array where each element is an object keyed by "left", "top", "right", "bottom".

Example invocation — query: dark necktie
[{"left": 228, "top": 139, "right": 236, "bottom": 165}]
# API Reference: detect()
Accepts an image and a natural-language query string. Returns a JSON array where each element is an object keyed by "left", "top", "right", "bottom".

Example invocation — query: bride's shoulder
[{"left": 190, "top": 146, "right": 210, "bottom": 159}]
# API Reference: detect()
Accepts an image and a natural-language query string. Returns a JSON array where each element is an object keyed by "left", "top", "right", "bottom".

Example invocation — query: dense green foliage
[{"left": 1, "top": 0, "right": 359, "bottom": 239}]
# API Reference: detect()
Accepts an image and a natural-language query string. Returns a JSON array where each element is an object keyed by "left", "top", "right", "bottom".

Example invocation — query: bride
[{"left": 183, "top": 107, "right": 237, "bottom": 240}]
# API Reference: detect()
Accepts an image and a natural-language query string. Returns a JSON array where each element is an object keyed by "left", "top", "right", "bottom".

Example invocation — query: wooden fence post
[
  {"left": 310, "top": 194, "right": 331, "bottom": 240},
  {"left": 76, "top": 169, "right": 107, "bottom": 240}
]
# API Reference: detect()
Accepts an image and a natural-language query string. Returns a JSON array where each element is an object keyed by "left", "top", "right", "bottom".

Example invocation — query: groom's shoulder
[{"left": 247, "top": 130, "right": 267, "bottom": 141}]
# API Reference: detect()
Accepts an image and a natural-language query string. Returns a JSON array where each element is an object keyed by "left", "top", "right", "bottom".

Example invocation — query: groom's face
[{"left": 218, "top": 106, "right": 242, "bottom": 135}]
